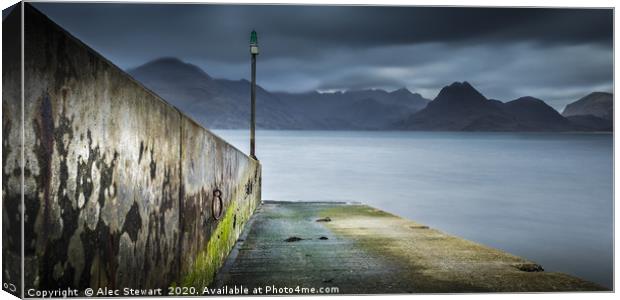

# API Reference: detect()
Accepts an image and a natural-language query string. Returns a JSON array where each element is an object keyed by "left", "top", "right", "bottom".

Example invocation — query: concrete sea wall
[
  {"left": 2, "top": 4, "right": 261, "bottom": 295},
  {"left": 3, "top": 3, "right": 23, "bottom": 298}
]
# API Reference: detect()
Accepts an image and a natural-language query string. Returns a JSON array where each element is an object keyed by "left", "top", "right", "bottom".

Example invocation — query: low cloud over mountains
[{"left": 129, "top": 58, "right": 612, "bottom": 132}]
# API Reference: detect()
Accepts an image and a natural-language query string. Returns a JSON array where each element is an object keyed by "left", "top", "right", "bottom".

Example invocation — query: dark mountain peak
[
  {"left": 433, "top": 81, "right": 487, "bottom": 105},
  {"left": 504, "top": 96, "right": 554, "bottom": 111},
  {"left": 445, "top": 81, "right": 474, "bottom": 90},
  {"left": 391, "top": 87, "right": 412, "bottom": 95},
  {"left": 447, "top": 81, "right": 476, "bottom": 92},
  {"left": 508, "top": 97, "right": 573, "bottom": 121},
  {"left": 508, "top": 96, "right": 546, "bottom": 105},
  {"left": 452, "top": 81, "right": 471, "bottom": 87},
  {"left": 562, "top": 91, "right": 613, "bottom": 120},
  {"left": 587, "top": 91, "right": 613, "bottom": 98},
  {"left": 503, "top": 96, "right": 569, "bottom": 127},
  {"left": 389, "top": 88, "right": 431, "bottom": 106},
  {"left": 129, "top": 57, "right": 212, "bottom": 81},
  {"left": 573, "top": 92, "right": 613, "bottom": 106},
  {"left": 448, "top": 81, "right": 477, "bottom": 91}
]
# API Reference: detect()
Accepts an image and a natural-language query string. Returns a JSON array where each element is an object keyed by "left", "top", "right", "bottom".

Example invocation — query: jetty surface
[{"left": 215, "top": 201, "right": 606, "bottom": 294}]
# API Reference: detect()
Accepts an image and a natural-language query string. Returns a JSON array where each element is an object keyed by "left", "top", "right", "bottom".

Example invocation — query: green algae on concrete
[
  {"left": 182, "top": 200, "right": 239, "bottom": 288},
  {"left": 182, "top": 167, "right": 261, "bottom": 289},
  {"left": 216, "top": 201, "right": 607, "bottom": 294}
]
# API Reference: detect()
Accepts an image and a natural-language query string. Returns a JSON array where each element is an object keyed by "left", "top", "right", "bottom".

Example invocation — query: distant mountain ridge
[
  {"left": 271, "top": 88, "right": 430, "bottom": 129},
  {"left": 561, "top": 92, "right": 613, "bottom": 131},
  {"left": 128, "top": 57, "right": 431, "bottom": 129},
  {"left": 394, "top": 82, "right": 578, "bottom": 131},
  {"left": 562, "top": 92, "right": 613, "bottom": 120},
  {"left": 128, "top": 57, "right": 612, "bottom": 132},
  {"left": 129, "top": 57, "right": 301, "bottom": 129}
]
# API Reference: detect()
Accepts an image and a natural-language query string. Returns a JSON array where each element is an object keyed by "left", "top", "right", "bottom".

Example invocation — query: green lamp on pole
[
  {"left": 249, "top": 30, "right": 258, "bottom": 159},
  {"left": 250, "top": 30, "right": 259, "bottom": 55}
]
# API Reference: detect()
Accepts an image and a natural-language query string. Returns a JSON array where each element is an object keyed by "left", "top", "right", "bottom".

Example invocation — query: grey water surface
[{"left": 214, "top": 130, "right": 613, "bottom": 289}]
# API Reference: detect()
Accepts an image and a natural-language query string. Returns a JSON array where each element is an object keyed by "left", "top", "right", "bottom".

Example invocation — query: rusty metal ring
[{"left": 212, "top": 189, "right": 223, "bottom": 220}]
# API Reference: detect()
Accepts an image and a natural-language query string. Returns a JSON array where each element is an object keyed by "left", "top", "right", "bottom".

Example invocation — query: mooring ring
[{"left": 212, "top": 189, "right": 223, "bottom": 220}]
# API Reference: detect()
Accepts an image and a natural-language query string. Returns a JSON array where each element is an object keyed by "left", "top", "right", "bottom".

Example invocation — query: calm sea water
[{"left": 213, "top": 130, "right": 613, "bottom": 288}]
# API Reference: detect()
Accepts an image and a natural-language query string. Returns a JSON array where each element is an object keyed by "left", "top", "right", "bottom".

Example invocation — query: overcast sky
[{"left": 33, "top": 3, "right": 613, "bottom": 110}]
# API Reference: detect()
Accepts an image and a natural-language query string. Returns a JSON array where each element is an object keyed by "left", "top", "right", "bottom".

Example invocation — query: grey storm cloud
[{"left": 33, "top": 3, "right": 613, "bottom": 110}]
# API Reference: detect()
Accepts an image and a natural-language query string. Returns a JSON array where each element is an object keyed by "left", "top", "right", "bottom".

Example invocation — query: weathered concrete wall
[
  {"left": 178, "top": 118, "right": 261, "bottom": 287},
  {"left": 2, "top": 4, "right": 261, "bottom": 294},
  {"left": 3, "top": 3, "right": 23, "bottom": 298}
]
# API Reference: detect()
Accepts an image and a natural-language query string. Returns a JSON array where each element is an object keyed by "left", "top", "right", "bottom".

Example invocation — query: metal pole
[{"left": 250, "top": 53, "right": 257, "bottom": 159}]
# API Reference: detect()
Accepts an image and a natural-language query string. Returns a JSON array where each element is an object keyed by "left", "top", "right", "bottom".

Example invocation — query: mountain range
[
  {"left": 128, "top": 57, "right": 613, "bottom": 132},
  {"left": 561, "top": 92, "right": 613, "bottom": 131},
  {"left": 396, "top": 82, "right": 599, "bottom": 131}
]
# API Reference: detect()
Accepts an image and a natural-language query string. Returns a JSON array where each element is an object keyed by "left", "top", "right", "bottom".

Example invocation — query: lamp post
[{"left": 250, "top": 30, "right": 258, "bottom": 160}]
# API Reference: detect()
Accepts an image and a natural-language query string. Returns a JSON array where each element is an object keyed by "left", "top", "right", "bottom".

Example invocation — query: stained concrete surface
[
  {"left": 216, "top": 201, "right": 607, "bottom": 294},
  {"left": 2, "top": 2, "right": 23, "bottom": 298},
  {"left": 3, "top": 4, "right": 261, "bottom": 294}
]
